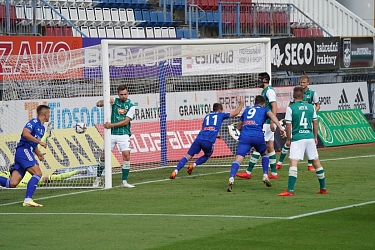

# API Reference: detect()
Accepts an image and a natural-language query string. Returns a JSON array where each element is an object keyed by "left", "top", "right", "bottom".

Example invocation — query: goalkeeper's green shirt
[
  {"left": 285, "top": 101, "right": 317, "bottom": 142},
  {"left": 111, "top": 98, "right": 135, "bottom": 136}
]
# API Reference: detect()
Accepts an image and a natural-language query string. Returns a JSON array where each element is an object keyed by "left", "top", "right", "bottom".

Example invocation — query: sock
[
  {"left": 278, "top": 145, "right": 290, "bottom": 165},
  {"left": 0, "top": 176, "right": 10, "bottom": 188},
  {"left": 308, "top": 160, "right": 313, "bottom": 167},
  {"left": 25, "top": 175, "right": 41, "bottom": 199},
  {"left": 287, "top": 166, "right": 298, "bottom": 192},
  {"left": 97, "top": 158, "right": 104, "bottom": 177},
  {"left": 247, "top": 152, "right": 260, "bottom": 172},
  {"left": 261, "top": 155, "right": 269, "bottom": 175},
  {"left": 122, "top": 161, "right": 130, "bottom": 182},
  {"left": 230, "top": 161, "right": 241, "bottom": 178},
  {"left": 195, "top": 155, "right": 209, "bottom": 166},
  {"left": 176, "top": 156, "right": 188, "bottom": 171},
  {"left": 268, "top": 151, "right": 277, "bottom": 174},
  {"left": 315, "top": 167, "right": 325, "bottom": 189},
  {"left": 49, "top": 170, "right": 78, "bottom": 181}
]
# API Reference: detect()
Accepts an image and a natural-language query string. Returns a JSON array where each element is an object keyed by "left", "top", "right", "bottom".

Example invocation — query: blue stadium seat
[
  {"left": 134, "top": 9, "right": 146, "bottom": 26},
  {"left": 176, "top": 27, "right": 184, "bottom": 38},
  {"left": 149, "top": 9, "right": 159, "bottom": 26}
]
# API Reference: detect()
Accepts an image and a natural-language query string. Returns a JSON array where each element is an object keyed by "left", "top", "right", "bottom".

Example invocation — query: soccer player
[
  {"left": 236, "top": 72, "right": 279, "bottom": 180},
  {"left": 170, "top": 99, "right": 245, "bottom": 179},
  {"left": 276, "top": 75, "right": 320, "bottom": 172},
  {"left": 227, "top": 95, "right": 285, "bottom": 192},
  {"left": 0, "top": 169, "right": 87, "bottom": 188},
  {"left": 93, "top": 85, "right": 136, "bottom": 188},
  {"left": 278, "top": 86, "right": 327, "bottom": 196},
  {"left": 0, "top": 104, "right": 50, "bottom": 207}
]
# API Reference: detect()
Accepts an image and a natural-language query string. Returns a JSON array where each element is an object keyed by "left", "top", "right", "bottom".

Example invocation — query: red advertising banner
[
  {"left": 96, "top": 120, "right": 233, "bottom": 165},
  {"left": 0, "top": 36, "right": 83, "bottom": 80}
]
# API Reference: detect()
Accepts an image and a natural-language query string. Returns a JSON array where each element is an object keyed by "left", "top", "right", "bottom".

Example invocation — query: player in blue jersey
[
  {"left": 0, "top": 105, "right": 50, "bottom": 207},
  {"left": 227, "top": 95, "right": 285, "bottom": 192},
  {"left": 170, "top": 99, "right": 244, "bottom": 179},
  {"left": 236, "top": 72, "right": 280, "bottom": 180}
]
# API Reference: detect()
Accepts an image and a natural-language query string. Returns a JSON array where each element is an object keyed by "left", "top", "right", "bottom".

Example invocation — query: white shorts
[
  {"left": 263, "top": 123, "right": 276, "bottom": 142},
  {"left": 289, "top": 139, "right": 319, "bottom": 161},
  {"left": 103, "top": 134, "right": 131, "bottom": 152}
]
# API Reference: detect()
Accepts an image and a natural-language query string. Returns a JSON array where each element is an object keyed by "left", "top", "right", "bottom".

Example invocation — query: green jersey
[
  {"left": 285, "top": 101, "right": 317, "bottom": 141},
  {"left": 261, "top": 85, "right": 277, "bottom": 124},
  {"left": 111, "top": 98, "right": 135, "bottom": 136},
  {"left": 290, "top": 88, "right": 319, "bottom": 105}
]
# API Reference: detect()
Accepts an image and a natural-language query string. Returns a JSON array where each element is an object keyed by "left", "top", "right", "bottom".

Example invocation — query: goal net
[{"left": 0, "top": 38, "right": 271, "bottom": 189}]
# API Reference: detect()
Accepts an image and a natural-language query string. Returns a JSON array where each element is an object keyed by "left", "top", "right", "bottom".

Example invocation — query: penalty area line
[{"left": 287, "top": 200, "right": 375, "bottom": 220}]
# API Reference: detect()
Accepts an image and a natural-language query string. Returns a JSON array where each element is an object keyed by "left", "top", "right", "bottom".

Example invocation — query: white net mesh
[{"left": 0, "top": 38, "right": 270, "bottom": 188}]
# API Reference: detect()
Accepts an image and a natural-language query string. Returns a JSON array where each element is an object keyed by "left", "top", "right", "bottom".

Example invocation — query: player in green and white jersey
[
  {"left": 236, "top": 72, "right": 280, "bottom": 180},
  {"left": 278, "top": 86, "right": 327, "bottom": 196},
  {"left": 276, "top": 75, "right": 320, "bottom": 172},
  {"left": 93, "top": 85, "right": 136, "bottom": 188}
]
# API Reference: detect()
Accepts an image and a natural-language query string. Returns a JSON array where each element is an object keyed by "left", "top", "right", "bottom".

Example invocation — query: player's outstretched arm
[
  {"left": 96, "top": 98, "right": 114, "bottom": 107},
  {"left": 229, "top": 99, "right": 245, "bottom": 118},
  {"left": 267, "top": 111, "right": 285, "bottom": 137}
]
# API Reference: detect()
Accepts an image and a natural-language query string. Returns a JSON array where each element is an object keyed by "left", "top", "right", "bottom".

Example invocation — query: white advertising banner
[
  {"left": 309, "top": 81, "right": 369, "bottom": 113},
  {"left": 181, "top": 44, "right": 266, "bottom": 76}
]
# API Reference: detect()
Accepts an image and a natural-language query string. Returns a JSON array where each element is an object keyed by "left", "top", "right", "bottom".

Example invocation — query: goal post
[
  {"left": 101, "top": 38, "right": 271, "bottom": 189},
  {"left": 0, "top": 37, "right": 271, "bottom": 189}
]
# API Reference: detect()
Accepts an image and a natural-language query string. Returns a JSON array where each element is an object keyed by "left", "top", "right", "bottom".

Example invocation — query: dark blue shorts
[
  {"left": 10, "top": 146, "right": 38, "bottom": 178},
  {"left": 236, "top": 136, "right": 267, "bottom": 157},
  {"left": 187, "top": 139, "right": 214, "bottom": 157}
]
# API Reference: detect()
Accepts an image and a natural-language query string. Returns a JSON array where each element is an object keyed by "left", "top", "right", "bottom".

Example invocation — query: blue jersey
[
  {"left": 196, "top": 112, "right": 230, "bottom": 143},
  {"left": 239, "top": 105, "right": 270, "bottom": 138},
  {"left": 17, "top": 118, "right": 45, "bottom": 152}
]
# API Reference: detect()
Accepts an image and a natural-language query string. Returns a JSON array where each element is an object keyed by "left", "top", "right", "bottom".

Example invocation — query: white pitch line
[
  {"left": 1, "top": 199, "right": 375, "bottom": 220},
  {"left": 0, "top": 212, "right": 287, "bottom": 220},
  {"left": 287, "top": 200, "right": 375, "bottom": 219}
]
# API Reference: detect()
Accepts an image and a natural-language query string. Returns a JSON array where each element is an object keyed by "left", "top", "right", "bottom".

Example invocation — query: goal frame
[{"left": 101, "top": 38, "right": 271, "bottom": 189}]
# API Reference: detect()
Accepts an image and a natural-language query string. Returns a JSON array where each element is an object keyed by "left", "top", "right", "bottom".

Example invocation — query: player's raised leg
[{"left": 170, "top": 155, "right": 191, "bottom": 179}]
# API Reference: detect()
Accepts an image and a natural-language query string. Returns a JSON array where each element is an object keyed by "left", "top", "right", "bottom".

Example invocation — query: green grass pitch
[{"left": 1, "top": 144, "right": 374, "bottom": 249}]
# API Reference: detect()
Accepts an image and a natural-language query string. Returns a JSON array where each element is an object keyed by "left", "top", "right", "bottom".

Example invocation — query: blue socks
[
  {"left": 230, "top": 161, "right": 241, "bottom": 178},
  {"left": 176, "top": 156, "right": 189, "bottom": 171},
  {"left": 262, "top": 155, "right": 270, "bottom": 175},
  {"left": 25, "top": 175, "right": 41, "bottom": 199},
  {"left": 0, "top": 176, "right": 10, "bottom": 188}
]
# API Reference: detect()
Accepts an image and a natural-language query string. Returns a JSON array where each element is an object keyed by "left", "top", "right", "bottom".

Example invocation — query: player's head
[
  {"left": 254, "top": 95, "right": 266, "bottom": 107},
  {"left": 117, "top": 85, "right": 129, "bottom": 102},
  {"left": 37, "top": 105, "right": 50, "bottom": 122},
  {"left": 212, "top": 103, "right": 223, "bottom": 112},
  {"left": 258, "top": 72, "right": 270, "bottom": 88},
  {"left": 293, "top": 86, "right": 304, "bottom": 100},
  {"left": 299, "top": 75, "right": 309, "bottom": 91}
]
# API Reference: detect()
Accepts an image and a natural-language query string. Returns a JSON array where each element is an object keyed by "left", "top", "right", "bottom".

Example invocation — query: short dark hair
[
  {"left": 258, "top": 72, "right": 270, "bottom": 82},
  {"left": 117, "top": 85, "right": 128, "bottom": 93},
  {"left": 37, "top": 105, "right": 50, "bottom": 116},
  {"left": 254, "top": 95, "right": 266, "bottom": 105},
  {"left": 212, "top": 103, "right": 223, "bottom": 112},
  {"left": 293, "top": 86, "right": 304, "bottom": 99}
]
